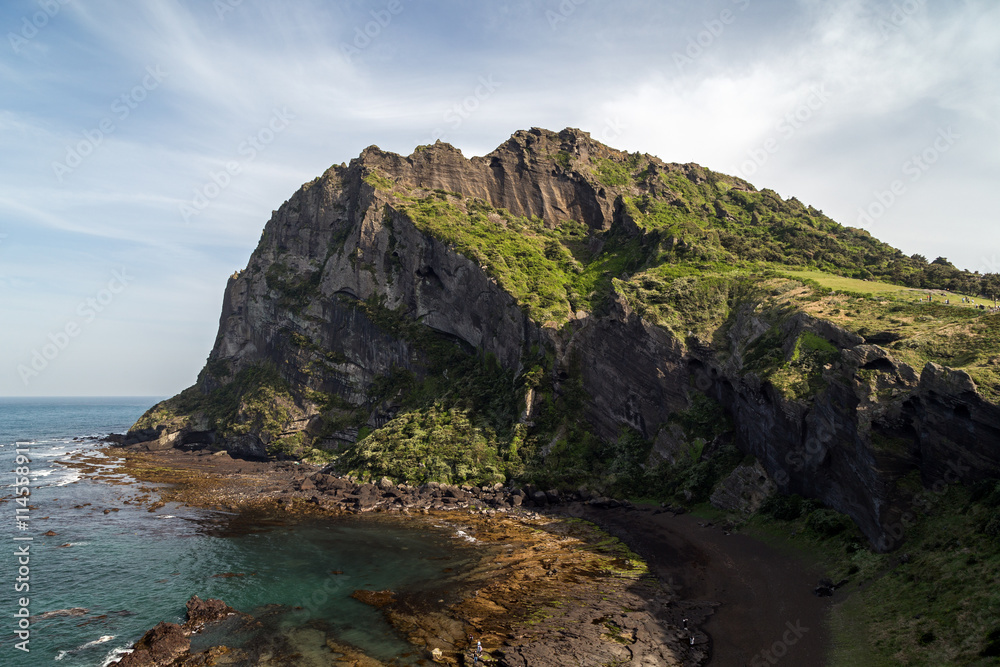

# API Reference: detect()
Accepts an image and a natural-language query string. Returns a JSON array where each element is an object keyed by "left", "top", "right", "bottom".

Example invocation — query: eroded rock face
[
  {"left": 360, "top": 128, "right": 620, "bottom": 232},
  {"left": 129, "top": 127, "right": 1000, "bottom": 550}
]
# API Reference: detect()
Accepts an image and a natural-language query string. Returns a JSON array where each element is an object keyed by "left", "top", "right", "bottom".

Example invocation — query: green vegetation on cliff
[
  {"left": 338, "top": 406, "right": 507, "bottom": 486},
  {"left": 399, "top": 195, "right": 643, "bottom": 323},
  {"left": 323, "top": 295, "right": 527, "bottom": 485}
]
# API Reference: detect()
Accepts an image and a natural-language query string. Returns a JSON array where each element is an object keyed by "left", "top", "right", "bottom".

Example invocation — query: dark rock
[
  {"left": 113, "top": 622, "right": 189, "bottom": 666},
  {"left": 184, "top": 595, "right": 235, "bottom": 631},
  {"left": 31, "top": 607, "right": 87, "bottom": 621}
]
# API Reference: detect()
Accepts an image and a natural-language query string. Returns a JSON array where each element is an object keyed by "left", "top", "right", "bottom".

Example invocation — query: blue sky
[{"left": 1, "top": 0, "right": 998, "bottom": 396}]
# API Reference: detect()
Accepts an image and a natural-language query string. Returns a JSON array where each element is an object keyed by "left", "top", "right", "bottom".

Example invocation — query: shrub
[
  {"left": 760, "top": 494, "right": 806, "bottom": 521},
  {"left": 806, "top": 508, "right": 852, "bottom": 537}
]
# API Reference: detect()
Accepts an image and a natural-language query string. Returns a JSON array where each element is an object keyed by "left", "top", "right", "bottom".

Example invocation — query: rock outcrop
[
  {"left": 128, "top": 127, "right": 1000, "bottom": 550},
  {"left": 112, "top": 596, "right": 237, "bottom": 667}
]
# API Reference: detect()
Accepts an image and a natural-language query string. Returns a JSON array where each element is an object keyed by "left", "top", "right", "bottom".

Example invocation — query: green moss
[
  {"left": 268, "top": 432, "right": 336, "bottom": 464},
  {"left": 671, "top": 392, "right": 731, "bottom": 443},
  {"left": 398, "top": 195, "right": 580, "bottom": 323},
  {"left": 132, "top": 403, "right": 180, "bottom": 431},
  {"left": 265, "top": 262, "right": 322, "bottom": 313},
  {"left": 363, "top": 170, "right": 394, "bottom": 191},
  {"left": 593, "top": 157, "right": 633, "bottom": 187}
]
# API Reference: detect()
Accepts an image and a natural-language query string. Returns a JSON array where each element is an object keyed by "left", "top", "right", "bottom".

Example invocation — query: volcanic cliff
[{"left": 129, "top": 127, "right": 1000, "bottom": 549}]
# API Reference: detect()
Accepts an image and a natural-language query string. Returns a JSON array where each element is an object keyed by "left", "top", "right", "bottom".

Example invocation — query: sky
[{"left": 1, "top": 0, "right": 998, "bottom": 397}]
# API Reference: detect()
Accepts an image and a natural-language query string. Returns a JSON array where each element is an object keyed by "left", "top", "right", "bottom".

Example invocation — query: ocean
[{"left": 0, "top": 397, "right": 477, "bottom": 666}]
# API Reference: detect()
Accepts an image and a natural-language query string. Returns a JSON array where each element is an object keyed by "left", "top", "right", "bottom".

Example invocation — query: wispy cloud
[{"left": 0, "top": 0, "right": 995, "bottom": 395}]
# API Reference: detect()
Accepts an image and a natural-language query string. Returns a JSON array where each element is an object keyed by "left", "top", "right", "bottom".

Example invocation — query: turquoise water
[{"left": 0, "top": 398, "right": 478, "bottom": 666}]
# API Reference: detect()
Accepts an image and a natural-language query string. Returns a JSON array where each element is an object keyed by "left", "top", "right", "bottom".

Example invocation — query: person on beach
[{"left": 477, "top": 640, "right": 483, "bottom": 656}]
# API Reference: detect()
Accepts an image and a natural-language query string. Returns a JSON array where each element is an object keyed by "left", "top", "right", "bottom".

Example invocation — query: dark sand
[{"left": 570, "top": 505, "right": 832, "bottom": 666}]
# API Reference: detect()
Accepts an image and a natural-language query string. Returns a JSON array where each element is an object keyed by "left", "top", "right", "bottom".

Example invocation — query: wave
[
  {"left": 34, "top": 449, "right": 73, "bottom": 458},
  {"left": 55, "top": 634, "right": 118, "bottom": 661},
  {"left": 101, "top": 646, "right": 133, "bottom": 667},
  {"left": 454, "top": 529, "right": 477, "bottom": 543},
  {"left": 51, "top": 472, "right": 84, "bottom": 487},
  {"left": 81, "top": 635, "right": 116, "bottom": 649}
]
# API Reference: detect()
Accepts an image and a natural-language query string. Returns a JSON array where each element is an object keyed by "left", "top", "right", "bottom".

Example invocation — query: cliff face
[{"left": 130, "top": 127, "right": 1000, "bottom": 549}]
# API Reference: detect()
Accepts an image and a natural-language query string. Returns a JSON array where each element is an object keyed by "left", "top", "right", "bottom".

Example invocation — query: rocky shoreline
[{"left": 95, "top": 442, "right": 712, "bottom": 666}]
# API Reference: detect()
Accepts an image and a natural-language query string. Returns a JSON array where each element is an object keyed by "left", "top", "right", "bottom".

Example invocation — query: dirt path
[{"left": 567, "top": 506, "right": 832, "bottom": 667}]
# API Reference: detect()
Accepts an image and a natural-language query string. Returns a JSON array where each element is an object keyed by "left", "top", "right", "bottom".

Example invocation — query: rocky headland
[{"left": 119, "top": 127, "right": 1000, "bottom": 663}]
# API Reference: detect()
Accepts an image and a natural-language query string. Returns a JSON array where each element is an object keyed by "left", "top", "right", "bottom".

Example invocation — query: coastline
[{"left": 72, "top": 444, "right": 829, "bottom": 666}]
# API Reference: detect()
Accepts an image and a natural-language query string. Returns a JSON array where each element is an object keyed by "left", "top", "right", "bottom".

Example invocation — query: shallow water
[{"left": 0, "top": 398, "right": 479, "bottom": 666}]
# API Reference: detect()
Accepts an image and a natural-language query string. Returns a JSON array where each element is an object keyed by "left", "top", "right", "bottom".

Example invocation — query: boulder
[
  {"left": 184, "top": 595, "right": 235, "bottom": 631},
  {"left": 709, "top": 461, "right": 777, "bottom": 516},
  {"left": 113, "top": 622, "right": 189, "bottom": 666}
]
